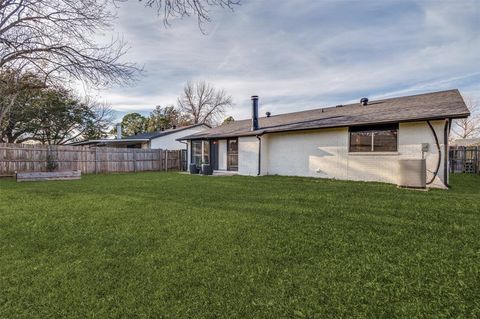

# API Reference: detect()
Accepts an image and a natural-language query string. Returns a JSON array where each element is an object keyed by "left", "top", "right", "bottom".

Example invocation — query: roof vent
[
  {"left": 336, "top": 104, "right": 343, "bottom": 108},
  {"left": 266, "top": 111, "right": 271, "bottom": 117},
  {"left": 360, "top": 97, "right": 369, "bottom": 106}
]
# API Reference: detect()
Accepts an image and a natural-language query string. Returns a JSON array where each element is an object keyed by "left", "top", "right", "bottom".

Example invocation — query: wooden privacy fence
[
  {"left": 449, "top": 146, "right": 479, "bottom": 174},
  {"left": 0, "top": 143, "right": 186, "bottom": 176}
]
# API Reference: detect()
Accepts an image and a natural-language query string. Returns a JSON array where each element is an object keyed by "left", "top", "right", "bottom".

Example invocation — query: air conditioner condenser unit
[{"left": 397, "top": 159, "right": 427, "bottom": 188}]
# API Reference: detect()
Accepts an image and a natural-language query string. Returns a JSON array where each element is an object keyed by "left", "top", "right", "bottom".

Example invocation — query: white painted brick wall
[
  {"left": 264, "top": 120, "right": 447, "bottom": 188},
  {"left": 217, "top": 140, "right": 228, "bottom": 170},
  {"left": 186, "top": 120, "right": 448, "bottom": 188},
  {"left": 238, "top": 136, "right": 259, "bottom": 175}
]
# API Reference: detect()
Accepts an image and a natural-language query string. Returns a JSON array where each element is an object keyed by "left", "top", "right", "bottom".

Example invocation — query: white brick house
[{"left": 180, "top": 90, "right": 469, "bottom": 188}]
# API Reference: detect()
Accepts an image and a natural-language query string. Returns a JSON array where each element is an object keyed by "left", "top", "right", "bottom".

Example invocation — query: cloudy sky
[{"left": 94, "top": 0, "right": 480, "bottom": 121}]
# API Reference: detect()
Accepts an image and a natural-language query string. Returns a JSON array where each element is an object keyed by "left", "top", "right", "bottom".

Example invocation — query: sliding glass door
[
  {"left": 191, "top": 140, "right": 210, "bottom": 165},
  {"left": 191, "top": 140, "right": 202, "bottom": 165}
]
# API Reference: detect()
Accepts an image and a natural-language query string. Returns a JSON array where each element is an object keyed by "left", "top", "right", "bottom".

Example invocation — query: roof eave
[{"left": 178, "top": 113, "right": 471, "bottom": 140}]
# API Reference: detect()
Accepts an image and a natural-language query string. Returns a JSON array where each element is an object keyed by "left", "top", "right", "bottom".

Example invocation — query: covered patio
[{"left": 190, "top": 138, "right": 238, "bottom": 172}]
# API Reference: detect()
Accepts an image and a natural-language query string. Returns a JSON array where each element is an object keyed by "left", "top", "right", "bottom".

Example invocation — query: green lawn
[{"left": 0, "top": 173, "right": 479, "bottom": 318}]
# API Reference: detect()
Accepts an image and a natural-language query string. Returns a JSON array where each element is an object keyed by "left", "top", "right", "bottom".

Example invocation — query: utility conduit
[{"left": 426, "top": 121, "right": 441, "bottom": 185}]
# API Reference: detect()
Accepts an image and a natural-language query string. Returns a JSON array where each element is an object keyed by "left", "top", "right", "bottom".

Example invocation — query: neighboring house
[
  {"left": 72, "top": 124, "right": 210, "bottom": 149},
  {"left": 452, "top": 138, "right": 480, "bottom": 147},
  {"left": 180, "top": 89, "right": 470, "bottom": 189}
]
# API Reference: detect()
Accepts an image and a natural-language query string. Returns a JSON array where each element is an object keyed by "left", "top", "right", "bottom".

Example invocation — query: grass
[{"left": 0, "top": 172, "right": 479, "bottom": 318}]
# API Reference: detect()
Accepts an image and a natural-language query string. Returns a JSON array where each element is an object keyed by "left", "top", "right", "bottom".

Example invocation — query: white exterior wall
[
  {"left": 238, "top": 136, "right": 260, "bottom": 175},
  {"left": 265, "top": 127, "right": 349, "bottom": 179},
  {"left": 398, "top": 121, "right": 447, "bottom": 188},
  {"left": 217, "top": 139, "right": 228, "bottom": 170},
  {"left": 150, "top": 125, "right": 208, "bottom": 150},
  {"left": 262, "top": 120, "right": 448, "bottom": 188},
  {"left": 259, "top": 135, "right": 269, "bottom": 175}
]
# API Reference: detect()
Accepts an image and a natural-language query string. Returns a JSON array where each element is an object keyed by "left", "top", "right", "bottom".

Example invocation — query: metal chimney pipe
[
  {"left": 116, "top": 123, "right": 122, "bottom": 139},
  {"left": 251, "top": 95, "right": 259, "bottom": 131}
]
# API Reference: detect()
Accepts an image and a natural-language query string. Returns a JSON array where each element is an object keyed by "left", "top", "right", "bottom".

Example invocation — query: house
[
  {"left": 180, "top": 89, "right": 470, "bottom": 188},
  {"left": 72, "top": 124, "right": 209, "bottom": 149}
]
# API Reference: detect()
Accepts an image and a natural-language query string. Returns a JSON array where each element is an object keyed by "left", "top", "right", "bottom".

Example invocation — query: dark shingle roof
[
  {"left": 181, "top": 89, "right": 469, "bottom": 140},
  {"left": 124, "top": 123, "right": 209, "bottom": 140}
]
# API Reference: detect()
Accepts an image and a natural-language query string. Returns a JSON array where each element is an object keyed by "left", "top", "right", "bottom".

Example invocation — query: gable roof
[
  {"left": 180, "top": 89, "right": 470, "bottom": 140},
  {"left": 124, "top": 123, "right": 210, "bottom": 140}
]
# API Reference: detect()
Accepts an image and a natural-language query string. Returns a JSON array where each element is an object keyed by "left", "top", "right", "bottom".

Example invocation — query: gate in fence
[
  {"left": 0, "top": 143, "right": 186, "bottom": 177},
  {"left": 449, "top": 146, "right": 479, "bottom": 174}
]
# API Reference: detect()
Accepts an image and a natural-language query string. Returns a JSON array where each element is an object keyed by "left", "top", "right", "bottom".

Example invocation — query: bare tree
[
  {"left": 0, "top": 0, "right": 135, "bottom": 126},
  {"left": 138, "top": 0, "right": 240, "bottom": 32},
  {"left": 0, "top": 0, "right": 239, "bottom": 124},
  {"left": 177, "top": 80, "right": 232, "bottom": 125},
  {"left": 451, "top": 97, "right": 480, "bottom": 140},
  {"left": 0, "top": 0, "right": 240, "bottom": 83},
  {"left": 0, "top": 0, "right": 139, "bottom": 86}
]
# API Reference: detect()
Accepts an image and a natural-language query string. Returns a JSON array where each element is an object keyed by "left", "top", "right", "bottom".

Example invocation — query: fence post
[
  {"left": 94, "top": 147, "right": 98, "bottom": 174},
  {"left": 178, "top": 150, "right": 181, "bottom": 170},
  {"left": 165, "top": 150, "right": 168, "bottom": 172},
  {"left": 133, "top": 150, "right": 137, "bottom": 173},
  {"left": 158, "top": 149, "right": 163, "bottom": 171},
  {"left": 476, "top": 147, "right": 479, "bottom": 174}
]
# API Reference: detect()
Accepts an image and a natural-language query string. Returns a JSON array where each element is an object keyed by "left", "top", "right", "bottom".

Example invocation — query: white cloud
[{"left": 90, "top": 0, "right": 480, "bottom": 120}]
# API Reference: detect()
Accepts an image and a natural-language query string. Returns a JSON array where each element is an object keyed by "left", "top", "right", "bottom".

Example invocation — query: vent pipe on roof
[
  {"left": 360, "top": 97, "right": 369, "bottom": 106},
  {"left": 116, "top": 123, "right": 122, "bottom": 139},
  {"left": 251, "top": 95, "right": 259, "bottom": 131}
]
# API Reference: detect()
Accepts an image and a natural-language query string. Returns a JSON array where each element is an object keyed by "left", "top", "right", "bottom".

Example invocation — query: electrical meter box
[{"left": 421, "top": 143, "right": 429, "bottom": 153}]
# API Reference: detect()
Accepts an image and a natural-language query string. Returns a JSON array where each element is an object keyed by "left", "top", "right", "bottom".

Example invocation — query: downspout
[
  {"left": 256, "top": 134, "right": 263, "bottom": 176},
  {"left": 443, "top": 118, "right": 450, "bottom": 187},
  {"left": 426, "top": 121, "right": 441, "bottom": 185}
]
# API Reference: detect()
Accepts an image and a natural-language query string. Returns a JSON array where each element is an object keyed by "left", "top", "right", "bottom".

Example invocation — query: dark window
[
  {"left": 202, "top": 140, "right": 210, "bottom": 164},
  {"left": 349, "top": 124, "right": 398, "bottom": 152}
]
